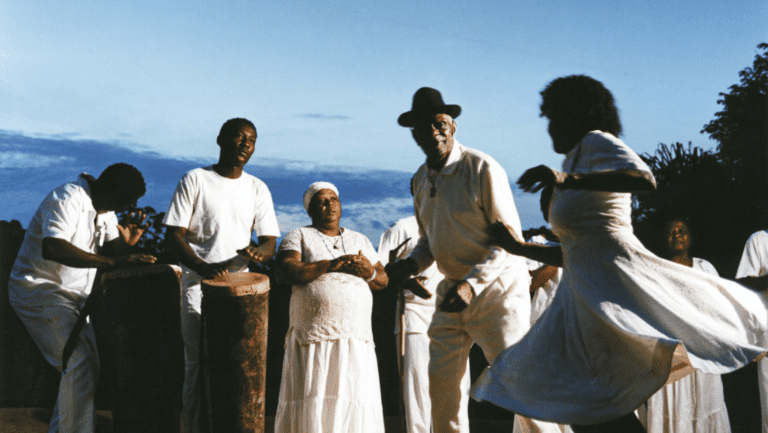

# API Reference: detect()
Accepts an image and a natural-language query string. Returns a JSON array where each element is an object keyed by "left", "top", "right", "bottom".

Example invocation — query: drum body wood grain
[
  {"left": 100, "top": 264, "right": 184, "bottom": 433},
  {"left": 202, "top": 272, "right": 270, "bottom": 433}
]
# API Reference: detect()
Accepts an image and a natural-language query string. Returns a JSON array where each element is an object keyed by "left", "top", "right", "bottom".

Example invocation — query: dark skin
[
  {"left": 274, "top": 189, "right": 388, "bottom": 290},
  {"left": 389, "top": 113, "right": 474, "bottom": 312},
  {"left": 165, "top": 123, "right": 277, "bottom": 279},
  {"left": 489, "top": 115, "right": 656, "bottom": 268},
  {"left": 41, "top": 178, "right": 156, "bottom": 268},
  {"left": 663, "top": 220, "right": 694, "bottom": 267}
]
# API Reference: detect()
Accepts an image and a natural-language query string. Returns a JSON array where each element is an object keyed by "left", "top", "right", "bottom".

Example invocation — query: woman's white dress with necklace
[
  {"left": 636, "top": 258, "right": 731, "bottom": 433},
  {"left": 471, "top": 131, "right": 767, "bottom": 425},
  {"left": 274, "top": 227, "right": 385, "bottom": 433}
]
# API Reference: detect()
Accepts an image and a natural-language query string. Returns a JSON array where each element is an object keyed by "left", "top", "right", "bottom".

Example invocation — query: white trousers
[
  {"left": 429, "top": 271, "right": 535, "bottom": 433},
  {"left": 759, "top": 357, "right": 768, "bottom": 433},
  {"left": 181, "top": 281, "right": 207, "bottom": 433},
  {"left": 398, "top": 330, "right": 470, "bottom": 433},
  {"left": 12, "top": 300, "right": 99, "bottom": 433}
]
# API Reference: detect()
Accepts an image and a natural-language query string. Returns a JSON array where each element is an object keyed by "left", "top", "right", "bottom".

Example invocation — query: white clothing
[
  {"left": 637, "top": 258, "right": 731, "bottom": 433},
  {"left": 378, "top": 216, "right": 439, "bottom": 334},
  {"left": 523, "top": 236, "right": 571, "bottom": 433},
  {"left": 9, "top": 175, "right": 118, "bottom": 307},
  {"left": 274, "top": 226, "right": 385, "bottom": 433},
  {"left": 164, "top": 166, "right": 280, "bottom": 433},
  {"left": 471, "top": 131, "right": 768, "bottom": 425},
  {"left": 409, "top": 141, "right": 528, "bottom": 295},
  {"left": 8, "top": 174, "right": 117, "bottom": 433},
  {"left": 380, "top": 216, "right": 465, "bottom": 433},
  {"left": 409, "top": 142, "right": 548, "bottom": 433},
  {"left": 526, "top": 235, "right": 564, "bottom": 326},
  {"left": 735, "top": 230, "right": 768, "bottom": 433}
]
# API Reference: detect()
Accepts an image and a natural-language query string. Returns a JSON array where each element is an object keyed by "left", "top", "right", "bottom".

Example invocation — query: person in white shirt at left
[{"left": 9, "top": 163, "right": 156, "bottom": 433}]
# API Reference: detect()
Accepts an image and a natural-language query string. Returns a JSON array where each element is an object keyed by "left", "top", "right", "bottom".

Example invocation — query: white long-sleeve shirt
[{"left": 409, "top": 141, "right": 527, "bottom": 295}]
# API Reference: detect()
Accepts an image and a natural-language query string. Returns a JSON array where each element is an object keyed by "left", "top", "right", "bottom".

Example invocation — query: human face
[
  {"left": 547, "top": 115, "right": 578, "bottom": 154},
  {"left": 410, "top": 113, "right": 456, "bottom": 167},
  {"left": 309, "top": 189, "right": 341, "bottom": 225},
  {"left": 218, "top": 124, "right": 256, "bottom": 167},
  {"left": 665, "top": 220, "right": 691, "bottom": 255}
]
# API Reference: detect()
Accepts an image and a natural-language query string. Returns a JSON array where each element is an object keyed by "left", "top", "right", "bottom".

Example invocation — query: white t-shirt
[
  {"left": 9, "top": 175, "right": 119, "bottom": 307},
  {"left": 378, "top": 216, "right": 441, "bottom": 334},
  {"left": 279, "top": 226, "right": 380, "bottom": 344},
  {"left": 736, "top": 230, "right": 768, "bottom": 279},
  {"left": 164, "top": 166, "right": 281, "bottom": 277}
]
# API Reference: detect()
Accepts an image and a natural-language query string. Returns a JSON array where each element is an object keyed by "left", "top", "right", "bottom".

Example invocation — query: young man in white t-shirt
[
  {"left": 735, "top": 230, "right": 768, "bottom": 433},
  {"left": 164, "top": 118, "right": 281, "bottom": 433}
]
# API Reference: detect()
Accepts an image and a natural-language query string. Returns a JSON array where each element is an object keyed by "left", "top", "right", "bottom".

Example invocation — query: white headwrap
[{"left": 303, "top": 181, "right": 339, "bottom": 212}]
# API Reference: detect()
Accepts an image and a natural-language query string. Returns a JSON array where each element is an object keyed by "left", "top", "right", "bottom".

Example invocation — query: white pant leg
[
  {"left": 758, "top": 357, "right": 768, "bottom": 433},
  {"left": 181, "top": 281, "right": 207, "bottom": 433},
  {"left": 400, "top": 332, "right": 470, "bottom": 433},
  {"left": 428, "top": 278, "right": 477, "bottom": 433},
  {"left": 12, "top": 301, "right": 98, "bottom": 433}
]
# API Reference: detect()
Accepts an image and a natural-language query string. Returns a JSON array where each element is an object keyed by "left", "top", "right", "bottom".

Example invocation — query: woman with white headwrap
[{"left": 274, "top": 182, "right": 388, "bottom": 433}]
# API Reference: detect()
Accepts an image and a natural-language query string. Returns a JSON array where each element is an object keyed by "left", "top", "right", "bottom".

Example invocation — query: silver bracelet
[{"left": 366, "top": 269, "right": 377, "bottom": 283}]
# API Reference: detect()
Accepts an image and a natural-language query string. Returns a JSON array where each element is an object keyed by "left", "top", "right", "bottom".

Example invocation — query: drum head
[{"left": 202, "top": 272, "right": 270, "bottom": 297}]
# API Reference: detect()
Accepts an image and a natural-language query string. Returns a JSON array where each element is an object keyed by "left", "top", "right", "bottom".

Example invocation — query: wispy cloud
[
  {"left": 295, "top": 113, "right": 351, "bottom": 121},
  {"left": 0, "top": 151, "right": 75, "bottom": 168}
]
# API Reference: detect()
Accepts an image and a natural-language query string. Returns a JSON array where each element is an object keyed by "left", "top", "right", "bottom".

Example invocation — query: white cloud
[{"left": 0, "top": 151, "right": 75, "bottom": 168}]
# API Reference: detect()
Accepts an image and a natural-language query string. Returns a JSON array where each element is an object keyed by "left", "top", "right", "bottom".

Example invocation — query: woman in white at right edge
[
  {"left": 635, "top": 216, "right": 731, "bottom": 433},
  {"left": 470, "top": 75, "right": 767, "bottom": 433}
]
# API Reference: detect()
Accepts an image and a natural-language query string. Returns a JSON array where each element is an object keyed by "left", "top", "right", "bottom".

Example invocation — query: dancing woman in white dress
[
  {"left": 273, "top": 182, "right": 389, "bottom": 433},
  {"left": 470, "top": 75, "right": 767, "bottom": 433}
]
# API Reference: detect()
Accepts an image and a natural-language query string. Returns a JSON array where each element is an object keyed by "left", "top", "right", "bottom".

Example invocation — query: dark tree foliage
[{"left": 633, "top": 143, "right": 742, "bottom": 273}]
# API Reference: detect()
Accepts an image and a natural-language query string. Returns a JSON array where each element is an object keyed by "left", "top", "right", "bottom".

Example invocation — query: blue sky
[{"left": 1, "top": 1, "right": 767, "bottom": 243}]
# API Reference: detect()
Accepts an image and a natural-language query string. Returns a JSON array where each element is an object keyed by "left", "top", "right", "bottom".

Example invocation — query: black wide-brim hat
[{"left": 398, "top": 87, "right": 461, "bottom": 127}]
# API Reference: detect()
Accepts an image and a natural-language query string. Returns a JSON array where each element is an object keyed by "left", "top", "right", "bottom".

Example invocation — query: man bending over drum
[
  {"left": 8, "top": 163, "right": 156, "bottom": 433},
  {"left": 164, "top": 117, "right": 280, "bottom": 433}
]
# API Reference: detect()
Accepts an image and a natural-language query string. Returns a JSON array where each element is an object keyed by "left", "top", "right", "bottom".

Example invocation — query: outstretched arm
[
  {"left": 165, "top": 225, "right": 236, "bottom": 279},
  {"left": 237, "top": 236, "right": 277, "bottom": 264},
  {"left": 101, "top": 211, "right": 151, "bottom": 257},
  {"left": 488, "top": 222, "right": 563, "bottom": 267},
  {"left": 518, "top": 165, "right": 656, "bottom": 194}
]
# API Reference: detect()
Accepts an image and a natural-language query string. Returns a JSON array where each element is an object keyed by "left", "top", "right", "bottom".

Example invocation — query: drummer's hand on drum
[
  {"left": 439, "top": 280, "right": 474, "bottom": 312},
  {"left": 517, "top": 165, "right": 568, "bottom": 193},
  {"left": 196, "top": 261, "right": 230, "bottom": 279},
  {"left": 116, "top": 211, "right": 151, "bottom": 247},
  {"left": 236, "top": 245, "right": 269, "bottom": 264},
  {"left": 488, "top": 221, "right": 526, "bottom": 255},
  {"left": 113, "top": 253, "right": 157, "bottom": 267}
]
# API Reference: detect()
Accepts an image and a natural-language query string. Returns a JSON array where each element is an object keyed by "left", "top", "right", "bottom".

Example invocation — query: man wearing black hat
[{"left": 387, "top": 88, "right": 557, "bottom": 433}]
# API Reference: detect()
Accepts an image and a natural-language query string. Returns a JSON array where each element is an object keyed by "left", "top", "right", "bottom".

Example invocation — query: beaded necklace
[{"left": 317, "top": 227, "right": 346, "bottom": 258}]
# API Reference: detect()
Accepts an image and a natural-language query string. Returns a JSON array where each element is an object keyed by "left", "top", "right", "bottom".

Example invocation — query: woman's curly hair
[{"left": 540, "top": 75, "right": 622, "bottom": 137}]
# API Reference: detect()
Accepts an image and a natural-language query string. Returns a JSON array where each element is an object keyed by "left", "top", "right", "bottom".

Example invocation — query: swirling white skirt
[{"left": 274, "top": 329, "right": 385, "bottom": 433}]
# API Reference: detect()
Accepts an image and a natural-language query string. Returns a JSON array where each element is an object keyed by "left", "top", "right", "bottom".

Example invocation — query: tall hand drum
[
  {"left": 201, "top": 272, "right": 270, "bottom": 433},
  {"left": 99, "top": 264, "right": 184, "bottom": 433}
]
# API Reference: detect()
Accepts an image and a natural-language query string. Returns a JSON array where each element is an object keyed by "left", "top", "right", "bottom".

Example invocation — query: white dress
[
  {"left": 637, "top": 258, "right": 731, "bottom": 433},
  {"left": 274, "top": 227, "right": 385, "bottom": 433},
  {"left": 471, "top": 131, "right": 768, "bottom": 425}
]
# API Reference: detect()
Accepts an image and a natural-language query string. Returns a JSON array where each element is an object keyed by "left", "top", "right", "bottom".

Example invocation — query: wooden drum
[
  {"left": 99, "top": 264, "right": 184, "bottom": 433},
  {"left": 201, "top": 272, "right": 270, "bottom": 433}
]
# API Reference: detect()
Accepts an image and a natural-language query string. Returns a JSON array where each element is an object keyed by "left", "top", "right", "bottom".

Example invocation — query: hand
[
  {"left": 401, "top": 277, "right": 432, "bottom": 299},
  {"left": 488, "top": 221, "right": 525, "bottom": 254},
  {"left": 196, "top": 261, "right": 230, "bottom": 279},
  {"left": 113, "top": 253, "right": 157, "bottom": 267},
  {"left": 116, "top": 211, "right": 150, "bottom": 247},
  {"left": 517, "top": 165, "right": 568, "bottom": 193},
  {"left": 335, "top": 250, "right": 375, "bottom": 280},
  {"left": 439, "top": 281, "right": 475, "bottom": 312},
  {"left": 237, "top": 245, "right": 270, "bottom": 264},
  {"left": 385, "top": 258, "right": 419, "bottom": 285}
]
